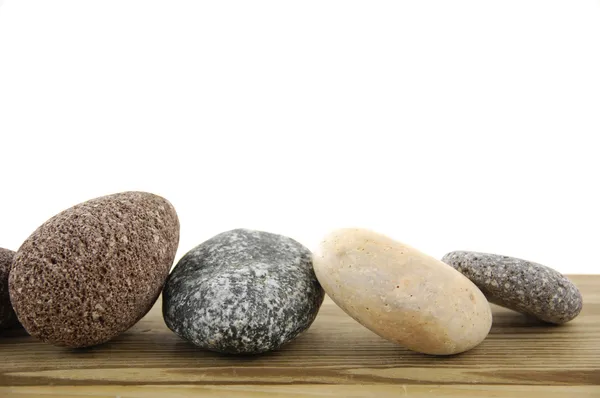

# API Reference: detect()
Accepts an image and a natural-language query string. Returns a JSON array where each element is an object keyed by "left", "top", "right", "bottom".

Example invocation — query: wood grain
[{"left": 0, "top": 275, "right": 598, "bottom": 397}]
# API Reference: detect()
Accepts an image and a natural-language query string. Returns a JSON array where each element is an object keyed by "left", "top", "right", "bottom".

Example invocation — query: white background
[{"left": 0, "top": 1, "right": 598, "bottom": 274}]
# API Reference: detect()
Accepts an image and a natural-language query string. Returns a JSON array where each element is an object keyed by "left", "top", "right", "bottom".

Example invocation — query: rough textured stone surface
[
  {"left": 163, "top": 229, "right": 324, "bottom": 354},
  {"left": 441, "top": 251, "right": 583, "bottom": 324},
  {"left": 9, "top": 191, "right": 180, "bottom": 347},
  {"left": 0, "top": 248, "right": 21, "bottom": 331},
  {"left": 313, "top": 228, "right": 492, "bottom": 356}
]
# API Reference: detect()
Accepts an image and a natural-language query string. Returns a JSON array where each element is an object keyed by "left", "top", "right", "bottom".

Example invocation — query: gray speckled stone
[
  {"left": 441, "top": 251, "right": 582, "bottom": 324},
  {"left": 163, "top": 229, "right": 325, "bottom": 354}
]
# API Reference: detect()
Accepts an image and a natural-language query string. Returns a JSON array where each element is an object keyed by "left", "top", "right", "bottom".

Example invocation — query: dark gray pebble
[
  {"left": 163, "top": 229, "right": 325, "bottom": 354},
  {"left": 442, "top": 251, "right": 582, "bottom": 324},
  {"left": 1, "top": 248, "right": 21, "bottom": 331}
]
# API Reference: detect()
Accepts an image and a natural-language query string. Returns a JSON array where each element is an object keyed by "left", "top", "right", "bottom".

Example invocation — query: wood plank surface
[{"left": 0, "top": 275, "right": 598, "bottom": 397}]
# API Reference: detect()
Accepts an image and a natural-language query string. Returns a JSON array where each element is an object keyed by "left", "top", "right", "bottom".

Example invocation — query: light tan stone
[{"left": 312, "top": 228, "right": 492, "bottom": 355}]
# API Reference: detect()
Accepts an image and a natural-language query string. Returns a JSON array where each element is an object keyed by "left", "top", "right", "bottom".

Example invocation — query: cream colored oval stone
[{"left": 312, "top": 228, "right": 492, "bottom": 355}]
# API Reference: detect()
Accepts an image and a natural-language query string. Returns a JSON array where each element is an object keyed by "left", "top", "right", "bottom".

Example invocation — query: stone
[
  {"left": 312, "top": 228, "right": 492, "bottom": 355},
  {"left": 9, "top": 191, "right": 180, "bottom": 347},
  {"left": 0, "top": 248, "right": 21, "bottom": 331},
  {"left": 441, "top": 251, "right": 583, "bottom": 324},
  {"left": 163, "top": 229, "right": 324, "bottom": 354}
]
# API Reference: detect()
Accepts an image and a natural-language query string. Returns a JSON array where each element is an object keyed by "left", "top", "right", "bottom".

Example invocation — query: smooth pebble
[{"left": 312, "top": 228, "right": 492, "bottom": 355}]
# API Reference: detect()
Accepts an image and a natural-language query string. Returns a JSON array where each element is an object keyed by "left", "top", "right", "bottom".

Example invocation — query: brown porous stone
[{"left": 9, "top": 191, "right": 179, "bottom": 347}]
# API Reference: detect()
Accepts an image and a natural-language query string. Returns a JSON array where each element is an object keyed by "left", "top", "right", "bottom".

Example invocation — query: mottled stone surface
[
  {"left": 0, "top": 248, "right": 21, "bottom": 331},
  {"left": 441, "top": 251, "right": 583, "bottom": 324},
  {"left": 313, "top": 229, "right": 492, "bottom": 355},
  {"left": 9, "top": 192, "right": 180, "bottom": 347},
  {"left": 163, "top": 229, "right": 324, "bottom": 354}
]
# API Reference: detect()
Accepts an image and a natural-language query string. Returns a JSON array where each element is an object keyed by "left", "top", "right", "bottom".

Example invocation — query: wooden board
[{"left": 1, "top": 275, "right": 598, "bottom": 397}]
